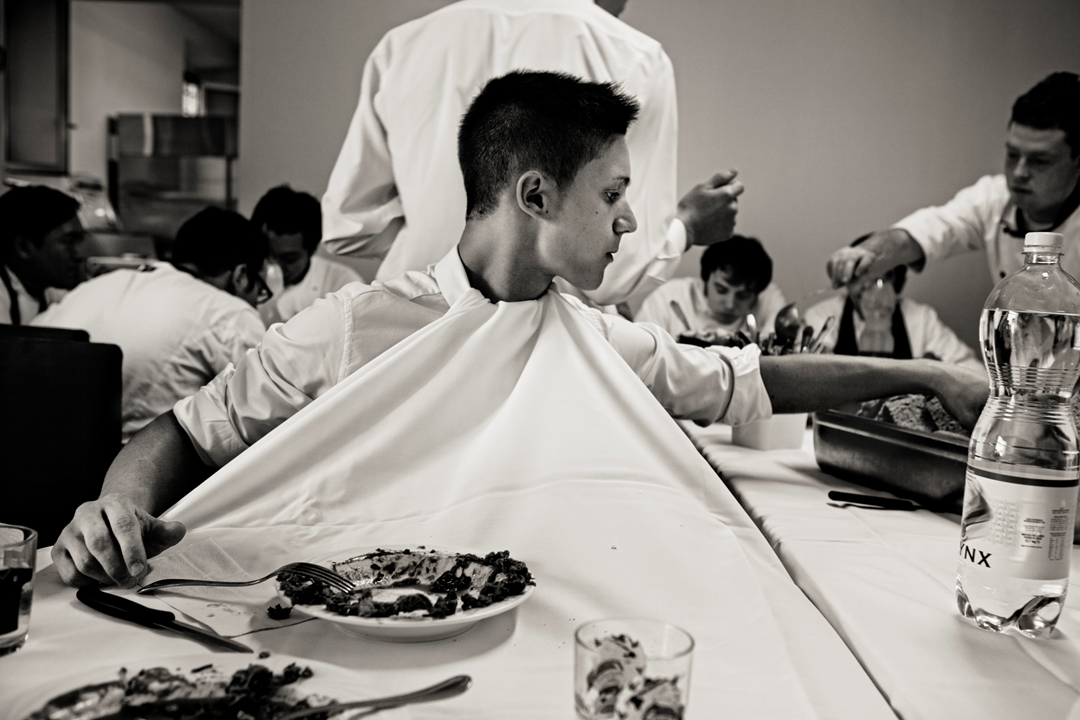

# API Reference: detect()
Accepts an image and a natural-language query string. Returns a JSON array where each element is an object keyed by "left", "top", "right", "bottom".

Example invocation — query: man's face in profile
[
  {"left": 703, "top": 267, "right": 757, "bottom": 326},
  {"left": 1005, "top": 123, "right": 1080, "bottom": 222},
  {"left": 22, "top": 215, "right": 87, "bottom": 290}
]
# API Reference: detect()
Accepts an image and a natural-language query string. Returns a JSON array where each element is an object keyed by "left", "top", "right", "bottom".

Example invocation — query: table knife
[{"left": 76, "top": 587, "right": 253, "bottom": 653}]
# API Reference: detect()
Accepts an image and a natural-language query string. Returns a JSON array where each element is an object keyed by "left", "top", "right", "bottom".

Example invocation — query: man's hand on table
[
  {"left": 52, "top": 494, "right": 186, "bottom": 588},
  {"left": 677, "top": 169, "right": 745, "bottom": 249},
  {"left": 927, "top": 363, "right": 989, "bottom": 431}
]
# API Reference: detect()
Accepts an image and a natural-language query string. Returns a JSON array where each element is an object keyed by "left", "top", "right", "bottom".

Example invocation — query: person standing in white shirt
[
  {"left": 827, "top": 72, "right": 1080, "bottom": 290},
  {"left": 33, "top": 207, "right": 270, "bottom": 442},
  {"left": 251, "top": 185, "right": 363, "bottom": 325},
  {"left": 0, "top": 185, "right": 87, "bottom": 325},
  {"left": 321, "top": 0, "right": 743, "bottom": 308}
]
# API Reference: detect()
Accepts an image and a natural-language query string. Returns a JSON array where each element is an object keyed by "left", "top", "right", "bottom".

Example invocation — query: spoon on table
[{"left": 745, "top": 312, "right": 759, "bottom": 344}]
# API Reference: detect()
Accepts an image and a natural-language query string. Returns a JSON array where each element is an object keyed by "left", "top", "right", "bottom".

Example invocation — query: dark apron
[{"left": 834, "top": 297, "right": 913, "bottom": 359}]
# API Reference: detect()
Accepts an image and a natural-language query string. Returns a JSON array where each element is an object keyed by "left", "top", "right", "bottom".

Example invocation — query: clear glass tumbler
[
  {"left": 574, "top": 618, "right": 694, "bottom": 720},
  {"left": 0, "top": 524, "right": 37, "bottom": 656}
]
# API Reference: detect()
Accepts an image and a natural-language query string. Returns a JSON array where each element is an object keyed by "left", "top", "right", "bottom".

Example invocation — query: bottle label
[{"left": 959, "top": 461, "right": 1078, "bottom": 581}]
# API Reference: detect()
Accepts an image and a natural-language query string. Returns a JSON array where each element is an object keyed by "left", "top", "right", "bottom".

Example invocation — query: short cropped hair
[
  {"left": 250, "top": 185, "right": 322, "bottom": 254},
  {"left": 0, "top": 186, "right": 80, "bottom": 261},
  {"left": 1011, "top": 72, "right": 1080, "bottom": 157},
  {"left": 171, "top": 206, "right": 268, "bottom": 278},
  {"left": 458, "top": 70, "right": 640, "bottom": 219},
  {"left": 700, "top": 235, "right": 773, "bottom": 294}
]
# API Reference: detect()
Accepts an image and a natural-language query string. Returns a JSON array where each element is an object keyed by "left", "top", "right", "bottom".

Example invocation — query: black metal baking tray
[{"left": 812, "top": 409, "right": 968, "bottom": 513}]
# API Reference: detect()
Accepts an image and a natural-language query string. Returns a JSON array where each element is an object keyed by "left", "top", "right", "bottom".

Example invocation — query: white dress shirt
[
  {"left": 260, "top": 255, "right": 364, "bottom": 325},
  {"left": 635, "top": 276, "right": 787, "bottom": 341},
  {"left": 802, "top": 294, "right": 982, "bottom": 369},
  {"left": 893, "top": 173, "right": 1080, "bottom": 283},
  {"left": 175, "top": 247, "right": 771, "bottom": 469},
  {"left": 0, "top": 265, "right": 43, "bottom": 325},
  {"left": 33, "top": 263, "right": 266, "bottom": 441},
  {"left": 321, "top": 0, "right": 683, "bottom": 306}
]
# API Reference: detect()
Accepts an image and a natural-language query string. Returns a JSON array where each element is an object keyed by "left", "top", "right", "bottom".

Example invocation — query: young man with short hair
[
  {"left": 0, "top": 185, "right": 86, "bottom": 325},
  {"left": 251, "top": 185, "right": 363, "bottom": 324},
  {"left": 52, "top": 71, "right": 988, "bottom": 589},
  {"left": 33, "top": 207, "right": 269, "bottom": 442},
  {"left": 636, "top": 235, "right": 786, "bottom": 344},
  {"left": 829, "top": 71, "right": 1080, "bottom": 289}
]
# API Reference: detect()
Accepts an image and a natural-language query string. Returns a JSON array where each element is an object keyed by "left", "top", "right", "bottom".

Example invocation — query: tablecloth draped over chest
[{"left": 152, "top": 288, "right": 890, "bottom": 719}]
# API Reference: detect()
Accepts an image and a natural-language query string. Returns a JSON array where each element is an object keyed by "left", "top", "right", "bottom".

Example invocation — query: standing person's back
[
  {"left": 33, "top": 208, "right": 269, "bottom": 441},
  {"left": 323, "top": 0, "right": 742, "bottom": 307}
]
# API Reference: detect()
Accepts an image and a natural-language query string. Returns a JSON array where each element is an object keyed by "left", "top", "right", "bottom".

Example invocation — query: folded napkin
[{"left": 139, "top": 536, "right": 310, "bottom": 637}]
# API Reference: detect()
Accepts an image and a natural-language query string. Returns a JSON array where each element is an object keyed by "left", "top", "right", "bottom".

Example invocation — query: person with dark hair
[
  {"left": 321, "top": 0, "right": 743, "bottom": 310},
  {"left": 251, "top": 185, "right": 362, "bottom": 324},
  {"left": 635, "top": 235, "right": 787, "bottom": 343},
  {"left": 0, "top": 185, "right": 86, "bottom": 325},
  {"left": 50, "top": 71, "right": 987, "bottom": 589},
  {"left": 33, "top": 206, "right": 268, "bottom": 442},
  {"left": 806, "top": 235, "right": 979, "bottom": 367},
  {"left": 828, "top": 71, "right": 1080, "bottom": 289}
]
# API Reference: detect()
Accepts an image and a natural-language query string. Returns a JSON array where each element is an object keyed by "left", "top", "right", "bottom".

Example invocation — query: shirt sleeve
[
  {"left": 892, "top": 175, "right": 1004, "bottom": 269},
  {"left": 320, "top": 44, "right": 405, "bottom": 260},
  {"left": 174, "top": 292, "right": 350, "bottom": 468},
  {"left": 565, "top": 293, "right": 772, "bottom": 424},
  {"left": 580, "top": 48, "right": 683, "bottom": 307}
]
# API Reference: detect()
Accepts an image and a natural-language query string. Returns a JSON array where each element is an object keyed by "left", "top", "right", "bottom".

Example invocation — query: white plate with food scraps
[
  {"left": 284, "top": 546, "right": 536, "bottom": 643},
  {"left": 9, "top": 652, "right": 410, "bottom": 720}
]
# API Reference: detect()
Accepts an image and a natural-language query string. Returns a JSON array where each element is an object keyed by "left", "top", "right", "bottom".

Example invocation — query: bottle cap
[{"left": 1024, "top": 232, "right": 1064, "bottom": 251}]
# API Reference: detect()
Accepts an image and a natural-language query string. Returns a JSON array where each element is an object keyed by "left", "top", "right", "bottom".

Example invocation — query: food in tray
[
  {"left": 580, "top": 633, "right": 685, "bottom": 720},
  {"left": 854, "top": 393, "right": 967, "bottom": 437},
  {"left": 278, "top": 548, "right": 534, "bottom": 620},
  {"left": 23, "top": 662, "right": 333, "bottom": 720}
]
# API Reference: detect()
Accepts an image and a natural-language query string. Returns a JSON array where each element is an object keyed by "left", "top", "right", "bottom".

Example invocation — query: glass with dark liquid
[{"left": 0, "top": 524, "right": 37, "bottom": 656}]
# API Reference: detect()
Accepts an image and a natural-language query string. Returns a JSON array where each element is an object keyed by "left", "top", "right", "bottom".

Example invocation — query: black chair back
[{"left": 0, "top": 336, "right": 122, "bottom": 546}]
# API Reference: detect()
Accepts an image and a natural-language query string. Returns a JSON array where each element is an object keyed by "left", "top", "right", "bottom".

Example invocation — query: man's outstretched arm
[
  {"left": 52, "top": 411, "right": 215, "bottom": 587},
  {"left": 761, "top": 355, "right": 987, "bottom": 429}
]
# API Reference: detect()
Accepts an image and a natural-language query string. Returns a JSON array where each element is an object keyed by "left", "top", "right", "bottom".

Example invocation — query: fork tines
[{"left": 282, "top": 562, "right": 353, "bottom": 592}]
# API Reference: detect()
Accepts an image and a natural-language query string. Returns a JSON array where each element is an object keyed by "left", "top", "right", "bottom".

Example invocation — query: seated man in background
[
  {"left": 33, "top": 207, "right": 268, "bottom": 442},
  {"left": 251, "top": 185, "right": 363, "bottom": 325},
  {"left": 827, "top": 71, "right": 1080, "bottom": 291},
  {"left": 52, "top": 71, "right": 988, "bottom": 588},
  {"left": 0, "top": 185, "right": 87, "bottom": 325},
  {"left": 805, "top": 235, "right": 981, "bottom": 368},
  {"left": 635, "top": 235, "right": 785, "bottom": 344}
]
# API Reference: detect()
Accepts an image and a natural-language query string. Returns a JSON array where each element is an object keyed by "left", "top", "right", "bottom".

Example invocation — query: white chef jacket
[
  {"left": 802, "top": 294, "right": 982, "bottom": 369},
  {"left": 321, "top": 0, "right": 682, "bottom": 307},
  {"left": 175, "top": 246, "right": 772, "bottom": 469},
  {"left": 635, "top": 276, "right": 787, "bottom": 341},
  {"left": 894, "top": 174, "right": 1080, "bottom": 284},
  {"left": 259, "top": 255, "right": 364, "bottom": 325},
  {"left": 33, "top": 263, "right": 266, "bottom": 441}
]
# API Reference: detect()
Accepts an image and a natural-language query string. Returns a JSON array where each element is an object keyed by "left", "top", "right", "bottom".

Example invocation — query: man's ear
[
  {"left": 230, "top": 264, "right": 252, "bottom": 295},
  {"left": 515, "top": 171, "right": 552, "bottom": 219},
  {"left": 11, "top": 235, "right": 37, "bottom": 261}
]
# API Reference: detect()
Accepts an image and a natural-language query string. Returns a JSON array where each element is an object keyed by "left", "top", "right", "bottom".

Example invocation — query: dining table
[{"left": 679, "top": 418, "right": 1080, "bottom": 720}]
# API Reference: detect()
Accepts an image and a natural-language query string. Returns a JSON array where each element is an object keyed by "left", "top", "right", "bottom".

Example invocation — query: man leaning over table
[
  {"left": 827, "top": 71, "right": 1080, "bottom": 291},
  {"left": 321, "top": 0, "right": 744, "bottom": 310},
  {"left": 52, "top": 71, "right": 989, "bottom": 589}
]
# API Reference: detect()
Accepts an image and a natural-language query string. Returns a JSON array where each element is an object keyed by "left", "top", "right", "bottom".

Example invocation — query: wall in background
[
  {"left": 239, "top": 0, "right": 1080, "bottom": 347},
  {"left": 69, "top": 1, "right": 233, "bottom": 186}
]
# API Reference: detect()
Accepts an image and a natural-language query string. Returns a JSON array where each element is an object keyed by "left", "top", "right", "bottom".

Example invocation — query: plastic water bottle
[{"left": 956, "top": 232, "right": 1080, "bottom": 638}]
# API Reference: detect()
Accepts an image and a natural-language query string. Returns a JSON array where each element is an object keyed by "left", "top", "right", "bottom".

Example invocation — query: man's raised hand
[{"left": 677, "top": 169, "right": 745, "bottom": 248}]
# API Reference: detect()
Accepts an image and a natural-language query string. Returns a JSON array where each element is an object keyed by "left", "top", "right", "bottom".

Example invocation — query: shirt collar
[{"left": 432, "top": 244, "right": 475, "bottom": 306}]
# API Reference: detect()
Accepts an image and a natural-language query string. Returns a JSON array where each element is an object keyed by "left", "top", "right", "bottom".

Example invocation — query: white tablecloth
[
  {"left": 1, "top": 290, "right": 892, "bottom": 719},
  {"left": 682, "top": 421, "right": 1080, "bottom": 720}
]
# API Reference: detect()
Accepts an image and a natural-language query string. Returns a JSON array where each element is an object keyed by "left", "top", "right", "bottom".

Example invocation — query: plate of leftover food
[
  {"left": 12, "top": 652, "right": 409, "bottom": 720},
  {"left": 277, "top": 546, "right": 536, "bottom": 643}
]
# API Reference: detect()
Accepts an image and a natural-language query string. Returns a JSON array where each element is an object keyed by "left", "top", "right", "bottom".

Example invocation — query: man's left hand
[{"left": 677, "top": 169, "right": 745, "bottom": 249}]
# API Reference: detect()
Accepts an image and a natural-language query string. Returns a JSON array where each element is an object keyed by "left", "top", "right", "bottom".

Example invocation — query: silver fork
[
  {"left": 136, "top": 561, "right": 354, "bottom": 594},
  {"left": 277, "top": 675, "right": 471, "bottom": 720}
]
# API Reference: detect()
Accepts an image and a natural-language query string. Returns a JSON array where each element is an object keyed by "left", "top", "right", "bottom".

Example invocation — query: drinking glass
[
  {"left": 0, "top": 524, "right": 37, "bottom": 656},
  {"left": 574, "top": 618, "right": 694, "bottom": 720}
]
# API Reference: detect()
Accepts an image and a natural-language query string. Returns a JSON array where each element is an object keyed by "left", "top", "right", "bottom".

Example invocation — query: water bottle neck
[{"left": 1025, "top": 250, "right": 1063, "bottom": 265}]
